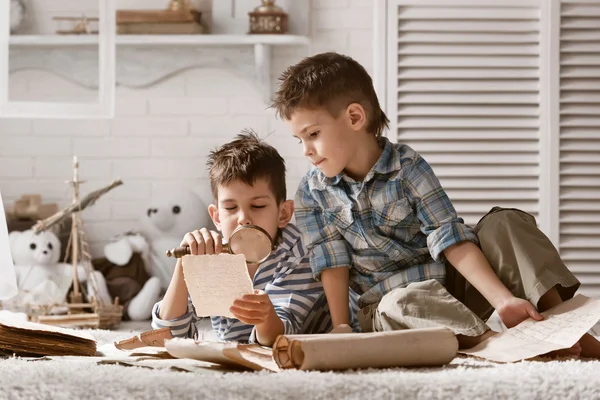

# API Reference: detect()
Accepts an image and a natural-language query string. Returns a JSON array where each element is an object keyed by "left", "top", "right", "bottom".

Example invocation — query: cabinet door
[
  {"left": 557, "top": 0, "right": 600, "bottom": 298},
  {"left": 0, "top": 0, "right": 116, "bottom": 119},
  {"left": 375, "top": 0, "right": 546, "bottom": 229}
]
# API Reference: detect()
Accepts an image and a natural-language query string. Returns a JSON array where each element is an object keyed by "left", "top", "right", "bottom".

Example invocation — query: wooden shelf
[{"left": 9, "top": 34, "right": 310, "bottom": 46}]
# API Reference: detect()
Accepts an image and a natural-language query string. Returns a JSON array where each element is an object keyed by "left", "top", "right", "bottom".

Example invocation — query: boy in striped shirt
[{"left": 151, "top": 130, "right": 359, "bottom": 346}]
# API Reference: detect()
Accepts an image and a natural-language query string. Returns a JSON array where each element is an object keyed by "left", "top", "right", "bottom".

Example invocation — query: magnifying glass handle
[
  {"left": 166, "top": 243, "right": 231, "bottom": 258},
  {"left": 165, "top": 246, "right": 189, "bottom": 258}
]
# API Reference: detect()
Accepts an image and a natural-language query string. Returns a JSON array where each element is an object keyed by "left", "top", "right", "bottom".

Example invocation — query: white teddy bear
[
  {"left": 136, "top": 187, "right": 210, "bottom": 291},
  {"left": 95, "top": 188, "right": 210, "bottom": 320},
  {"left": 8, "top": 229, "right": 88, "bottom": 310}
]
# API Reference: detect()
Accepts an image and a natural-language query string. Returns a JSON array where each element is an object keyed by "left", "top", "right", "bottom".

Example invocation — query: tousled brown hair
[
  {"left": 207, "top": 129, "right": 286, "bottom": 203},
  {"left": 271, "top": 52, "right": 390, "bottom": 137}
]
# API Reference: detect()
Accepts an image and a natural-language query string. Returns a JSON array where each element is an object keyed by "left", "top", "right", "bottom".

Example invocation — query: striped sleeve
[
  {"left": 151, "top": 297, "right": 255, "bottom": 342},
  {"left": 209, "top": 316, "right": 253, "bottom": 342},
  {"left": 247, "top": 225, "right": 327, "bottom": 343},
  {"left": 263, "top": 255, "right": 324, "bottom": 337},
  {"left": 301, "top": 287, "right": 363, "bottom": 334},
  {"left": 151, "top": 298, "right": 199, "bottom": 338},
  {"left": 349, "top": 288, "right": 361, "bottom": 332}
]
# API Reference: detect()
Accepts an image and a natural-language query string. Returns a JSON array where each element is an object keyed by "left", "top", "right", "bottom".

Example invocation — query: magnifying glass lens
[{"left": 228, "top": 225, "right": 273, "bottom": 264}]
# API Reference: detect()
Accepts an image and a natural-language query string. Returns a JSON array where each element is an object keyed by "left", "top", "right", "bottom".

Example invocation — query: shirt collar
[
  {"left": 368, "top": 136, "right": 401, "bottom": 176},
  {"left": 271, "top": 224, "right": 297, "bottom": 254},
  {"left": 316, "top": 136, "right": 400, "bottom": 187}
]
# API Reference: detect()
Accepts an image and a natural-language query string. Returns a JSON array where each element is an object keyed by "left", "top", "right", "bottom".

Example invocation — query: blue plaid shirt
[{"left": 294, "top": 137, "right": 478, "bottom": 307}]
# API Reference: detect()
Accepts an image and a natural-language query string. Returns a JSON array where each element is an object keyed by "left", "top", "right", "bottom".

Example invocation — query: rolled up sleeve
[
  {"left": 151, "top": 300, "right": 196, "bottom": 338},
  {"left": 294, "top": 177, "right": 352, "bottom": 280},
  {"left": 403, "top": 153, "right": 478, "bottom": 262}
]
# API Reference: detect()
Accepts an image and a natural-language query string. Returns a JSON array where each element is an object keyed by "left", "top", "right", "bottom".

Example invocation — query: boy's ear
[
  {"left": 208, "top": 204, "right": 221, "bottom": 230},
  {"left": 277, "top": 200, "right": 294, "bottom": 228},
  {"left": 345, "top": 103, "right": 367, "bottom": 132}
]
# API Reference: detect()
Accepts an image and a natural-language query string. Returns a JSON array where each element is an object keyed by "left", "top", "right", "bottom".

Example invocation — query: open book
[{"left": 0, "top": 317, "right": 97, "bottom": 357}]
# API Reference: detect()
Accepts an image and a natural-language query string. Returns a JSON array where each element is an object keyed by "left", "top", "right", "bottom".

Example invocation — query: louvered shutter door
[
  {"left": 386, "top": 0, "right": 543, "bottom": 227},
  {"left": 559, "top": 0, "right": 600, "bottom": 297}
]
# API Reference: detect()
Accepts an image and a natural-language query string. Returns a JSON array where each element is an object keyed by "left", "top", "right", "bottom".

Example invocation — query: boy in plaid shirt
[{"left": 271, "top": 52, "right": 599, "bottom": 357}]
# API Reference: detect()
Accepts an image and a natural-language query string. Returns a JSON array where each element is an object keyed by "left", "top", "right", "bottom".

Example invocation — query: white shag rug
[{"left": 1, "top": 320, "right": 599, "bottom": 400}]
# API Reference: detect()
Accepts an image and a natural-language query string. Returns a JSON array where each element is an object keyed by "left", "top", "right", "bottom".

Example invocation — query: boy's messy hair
[
  {"left": 207, "top": 129, "right": 286, "bottom": 203},
  {"left": 271, "top": 52, "right": 390, "bottom": 137}
]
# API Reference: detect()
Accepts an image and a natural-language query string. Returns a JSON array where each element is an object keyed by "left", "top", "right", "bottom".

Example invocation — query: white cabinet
[
  {"left": 374, "top": 0, "right": 600, "bottom": 297},
  {"left": 0, "top": 0, "right": 116, "bottom": 119},
  {"left": 1, "top": 0, "right": 311, "bottom": 119}
]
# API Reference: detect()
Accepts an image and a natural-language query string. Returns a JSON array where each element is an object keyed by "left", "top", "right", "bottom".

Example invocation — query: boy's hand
[
  {"left": 496, "top": 296, "right": 544, "bottom": 328},
  {"left": 180, "top": 228, "right": 222, "bottom": 255},
  {"left": 230, "top": 290, "right": 276, "bottom": 326}
]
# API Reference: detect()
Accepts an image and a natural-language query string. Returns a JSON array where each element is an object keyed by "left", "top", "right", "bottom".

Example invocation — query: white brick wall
[{"left": 1, "top": 0, "right": 374, "bottom": 256}]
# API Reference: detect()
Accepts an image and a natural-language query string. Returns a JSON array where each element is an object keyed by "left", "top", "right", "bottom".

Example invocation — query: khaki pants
[{"left": 358, "top": 207, "right": 581, "bottom": 336}]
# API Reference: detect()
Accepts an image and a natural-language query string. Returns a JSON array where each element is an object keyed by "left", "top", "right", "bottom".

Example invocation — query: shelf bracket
[{"left": 254, "top": 43, "right": 271, "bottom": 104}]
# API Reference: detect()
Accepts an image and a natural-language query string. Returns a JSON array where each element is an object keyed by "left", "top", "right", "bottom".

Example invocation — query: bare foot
[
  {"left": 541, "top": 342, "right": 581, "bottom": 358},
  {"left": 457, "top": 329, "right": 497, "bottom": 349},
  {"left": 579, "top": 333, "right": 600, "bottom": 359}
]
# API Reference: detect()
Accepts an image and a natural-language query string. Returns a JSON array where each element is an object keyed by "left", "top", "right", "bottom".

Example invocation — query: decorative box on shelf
[
  {"left": 211, "top": 0, "right": 308, "bottom": 36},
  {"left": 248, "top": 0, "right": 287, "bottom": 34},
  {"left": 116, "top": 0, "right": 204, "bottom": 35}
]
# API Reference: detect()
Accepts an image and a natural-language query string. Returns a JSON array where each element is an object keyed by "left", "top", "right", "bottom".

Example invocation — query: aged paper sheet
[
  {"left": 182, "top": 253, "right": 253, "bottom": 318},
  {"left": 459, "top": 294, "right": 600, "bottom": 362},
  {"left": 165, "top": 337, "right": 279, "bottom": 372}
]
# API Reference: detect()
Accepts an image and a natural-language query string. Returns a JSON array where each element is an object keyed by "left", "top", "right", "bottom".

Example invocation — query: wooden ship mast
[{"left": 31, "top": 156, "right": 124, "bottom": 329}]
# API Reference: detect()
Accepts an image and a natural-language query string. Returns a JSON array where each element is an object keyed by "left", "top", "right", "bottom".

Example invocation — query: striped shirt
[
  {"left": 151, "top": 224, "right": 360, "bottom": 342},
  {"left": 295, "top": 137, "right": 479, "bottom": 308}
]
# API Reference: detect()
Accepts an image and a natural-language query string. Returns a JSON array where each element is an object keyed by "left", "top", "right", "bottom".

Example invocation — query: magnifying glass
[{"left": 165, "top": 224, "right": 274, "bottom": 264}]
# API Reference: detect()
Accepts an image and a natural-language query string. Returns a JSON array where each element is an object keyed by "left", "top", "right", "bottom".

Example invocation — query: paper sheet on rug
[
  {"left": 98, "top": 344, "right": 173, "bottom": 359},
  {"left": 113, "top": 327, "right": 173, "bottom": 350},
  {"left": 97, "top": 357, "right": 232, "bottom": 373},
  {"left": 459, "top": 294, "right": 600, "bottom": 362},
  {"left": 165, "top": 337, "right": 279, "bottom": 372},
  {"left": 272, "top": 327, "right": 457, "bottom": 371},
  {"left": 0, "top": 191, "right": 18, "bottom": 301},
  {"left": 182, "top": 254, "right": 253, "bottom": 318}
]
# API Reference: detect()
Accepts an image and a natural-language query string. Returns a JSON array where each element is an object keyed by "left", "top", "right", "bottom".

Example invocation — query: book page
[
  {"left": 0, "top": 316, "right": 96, "bottom": 342},
  {"left": 459, "top": 294, "right": 600, "bottom": 362},
  {"left": 164, "top": 338, "right": 277, "bottom": 371},
  {"left": 0, "top": 192, "right": 18, "bottom": 301},
  {"left": 182, "top": 253, "right": 253, "bottom": 318},
  {"left": 165, "top": 338, "right": 241, "bottom": 368}
]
